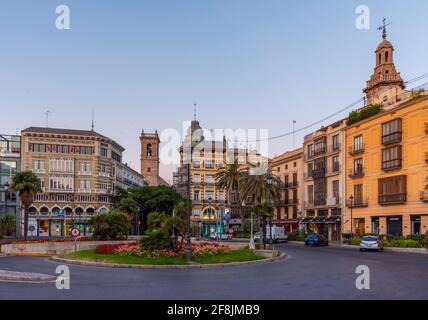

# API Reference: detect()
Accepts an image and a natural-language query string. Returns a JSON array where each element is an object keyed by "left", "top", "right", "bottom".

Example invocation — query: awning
[
  {"left": 301, "top": 217, "right": 313, "bottom": 224},
  {"left": 273, "top": 220, "right": 300, "bottom": 225},
  {"left": 323, "top": 215, "right": 342, "bottom": 224},
  {"left": 312, "top": 216, "right": 327, "bottom": 224}
]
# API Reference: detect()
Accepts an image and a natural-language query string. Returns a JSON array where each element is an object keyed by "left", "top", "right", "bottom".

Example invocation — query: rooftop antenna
[
  {"left": 45, "top": 110, "right": 51, "bottom": 128},
  {"left": 378, "top": 18, "right": 392, "bottom": 40},
  {"left": 91, "top": 107, "right": 95, "bottom": 131},
  {"left": 292, "top": 120, "right": 297, "bottom": 149}
]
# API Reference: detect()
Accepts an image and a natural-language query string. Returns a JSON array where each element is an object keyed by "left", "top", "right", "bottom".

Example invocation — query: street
[{"left": 1, "top": 243, "right": 427, "bottom": 300}]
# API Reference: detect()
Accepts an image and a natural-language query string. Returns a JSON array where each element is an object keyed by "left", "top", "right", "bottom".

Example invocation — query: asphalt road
[{"left": 1, "top": 243, "right": 427, "bottom": 300}]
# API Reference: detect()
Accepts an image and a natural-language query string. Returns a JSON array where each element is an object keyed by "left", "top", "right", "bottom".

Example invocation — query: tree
[
  {"left": 10, "top": 171, "right": 42, "bottom": 239},
  {"left": 254, "top": 202, "right": 274, "bottom": 248},
  {"left": 239, "top": 165, "right": 281, "bottom": 249},
  {"left": 114, "top": 187, "right": 139, "bottom": 234},
  {"left": 89, "top": 211, "right": 131, "bottom": 240},
  {"left": 214, "top": 158, "right": 245, "bottom": 219}
]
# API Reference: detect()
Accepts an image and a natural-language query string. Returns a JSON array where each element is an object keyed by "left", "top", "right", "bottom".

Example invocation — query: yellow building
[
  {"left": 270, "top": 148, "right": 303, "bottom": 233},
  {"left": 344, "top": 32, "right": 428, "bottom": 237}
]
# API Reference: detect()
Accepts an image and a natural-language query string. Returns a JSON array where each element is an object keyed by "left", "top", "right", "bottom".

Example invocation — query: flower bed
[{"left": 103, "top": 242, "right": 230, "bottom": 258}]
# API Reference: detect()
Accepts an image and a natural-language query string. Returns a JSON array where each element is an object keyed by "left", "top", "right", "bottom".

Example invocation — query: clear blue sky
[{"left": 1, "top": 0, "right": 428, "bottom": 182}]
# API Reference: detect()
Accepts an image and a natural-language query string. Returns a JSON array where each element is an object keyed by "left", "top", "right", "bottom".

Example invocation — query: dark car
[{"left": 305, "top": 234, "right": 329, "bottom": 247}]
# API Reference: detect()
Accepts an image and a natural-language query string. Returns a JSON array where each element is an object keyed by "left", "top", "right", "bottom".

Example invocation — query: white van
[{"left": 266, "top": 226, "right": 288, "bottom": 243}]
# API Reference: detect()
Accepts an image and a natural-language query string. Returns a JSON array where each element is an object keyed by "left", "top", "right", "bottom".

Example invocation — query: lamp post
[
  {"left": 248, "top": 200, "right": 255, "bottom": 249},
  {"left": 349, "top": 195, "right": 354, "bottom": 241},
  {"left": 266, "top": 168, "right": 274, "bottom": 247}
]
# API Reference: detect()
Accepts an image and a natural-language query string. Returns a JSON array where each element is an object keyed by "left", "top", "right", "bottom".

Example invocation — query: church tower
[
  {"left": 140, "top": 130, "right": 160, "bottom": 186},
  {"left": 363, "top": 20, "right": 405, "bottom": 105}
]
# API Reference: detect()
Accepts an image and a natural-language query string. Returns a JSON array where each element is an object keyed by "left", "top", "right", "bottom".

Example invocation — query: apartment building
[
  {"left": 0, "top": 134, "right": 21, "bottom": 236},
  {"left": 20, "top": 127, "right": 128, "bottom": 236},
  {"left": 270, "top": 148, "right": 303, "bottom": 233},
  {"left": 301, "top": 120, "right": 346, "bottom": 240},
  {"left": 343, "top": 31, "right": 428, "bottom": 237}
]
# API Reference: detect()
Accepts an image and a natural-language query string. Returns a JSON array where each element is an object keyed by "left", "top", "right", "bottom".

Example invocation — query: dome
[{"left": 377, "top": 39, "right": 393, "bottom": 50}]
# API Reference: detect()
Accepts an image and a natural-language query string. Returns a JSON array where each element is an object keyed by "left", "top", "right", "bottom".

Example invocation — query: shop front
[
  {"left": 273, "top": 219, "right": 299, "bottom": 233},
  {"left": 323, "top": 216, "right": 341, "bottom": 241}
]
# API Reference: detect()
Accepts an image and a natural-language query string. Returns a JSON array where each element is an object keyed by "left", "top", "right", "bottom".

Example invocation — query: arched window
[
  {"left": 29, "top": 207, "right": 37, "bottom": 215},
  {"left": 385, "top": 51, "right": 389, "bottom": 62},
  {"left": 147, "top": 144, "right": 153, "bottom": 157},
  {"left": 378, "top": 53, "right": 381, "bottom": 64}
]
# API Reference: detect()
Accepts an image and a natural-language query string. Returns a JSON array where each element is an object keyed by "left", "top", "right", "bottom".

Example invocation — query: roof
[
  {"left": 158, "top": 176, "right": 170, "bottom": 186},
  {"left": 377, "top": 39, "right": 393, "bottom": 50},
  {"left": 21, "top": 127, "right": 125, "bottom": 151}
]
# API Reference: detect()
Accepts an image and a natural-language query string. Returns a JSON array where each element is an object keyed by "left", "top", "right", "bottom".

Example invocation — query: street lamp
[
  {"left": 349, "top": 195, "right": 354, "bottom": 241},
  {"left": 248, "top": 200, "right": 255, "bottom": 250},
  {"left": 266, "top": 168, "right": 274, "bottom": 246}
]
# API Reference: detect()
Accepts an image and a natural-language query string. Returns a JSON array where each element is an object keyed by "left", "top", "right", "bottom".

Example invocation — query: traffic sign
[
  {"left": 224, "top": 208, "right": 231, "bottom": 221},
  {"left": 58, "top": 209, "right": 65, "bottom": 217},
  {"left": 70, "top": 227, "right": 80, "bottom": 238}
]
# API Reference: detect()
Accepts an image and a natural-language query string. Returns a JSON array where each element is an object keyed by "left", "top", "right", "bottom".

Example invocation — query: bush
[
  {"left": 384, "top": 239, "right": 422, "bottom": 248},
  {"left": 0, "top": 214, "right": 16, "bottom": 237},
  {"left": 139, "top": 229, "right": 173, "bottom": 251},
  {"left": 288, "top": 231, "right": 306, "bottom": 241},
  {"left": 346, "top": 103, "right": 383, "bottom": 125},
  {"left": 89, "top": 211, "right": 131, "bottom": 241},
  {"left": 424, "top": 231, "right": 428, "bottom": 249},
  {"left": 95, "top": 243, "right": 134, "bottom": 254},
  {"left": 233, "top": 231, "right": 250, "bottom": 239}
]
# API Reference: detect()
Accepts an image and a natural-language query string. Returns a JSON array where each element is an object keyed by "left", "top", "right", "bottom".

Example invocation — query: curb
[
  {"left": 0, "top": 270, "right": 56, "bottom": 283},
  {"left": 49, "top": 252, "right": 286, "bottom": 269}
]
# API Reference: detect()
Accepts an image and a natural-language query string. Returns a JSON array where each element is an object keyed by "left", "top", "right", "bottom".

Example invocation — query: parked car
[
  {"left": 305, "top": 234, "right": 329, "bottom": 247},
  {"left": 254, "top": 232, "right": 261, "bottom": 242},
  {"left": 266, "top": 226, "right": 289, "bottom": 243},
  {"left": 210, "top": 232, "right": 230, "bottom": 240},
  {"left": 359, "top": 235, "right": 383, "bottom": 252}
]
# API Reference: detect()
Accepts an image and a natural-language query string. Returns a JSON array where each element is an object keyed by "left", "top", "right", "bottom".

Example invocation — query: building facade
[
  {"left": 20, "top": 127, "right": 126, "bottom": 237},
  {"left": 270, "top": 148, "right": 303, "bottom": 233},
  {"left": 116, "top": 163, "right": 145, "bottom": 189},
  {"left": 344, "top": 34, "right": 428, "bottom": 237},
  {"left": 301, "top": 120, "right": 346, "bottom": 241},
  {"left": 0, "top": 134, "right": 21, "bottom": 236}
]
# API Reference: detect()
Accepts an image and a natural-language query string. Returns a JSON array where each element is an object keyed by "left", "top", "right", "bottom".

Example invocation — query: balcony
[
  {"left": 313, "top": 147, "right": 326, "bottom": 157},
  {"left": 326, "top": 197, "right": 341, "bottom": 207},
  {"left": 78, "top": 188, "right": 91, "bottom": 193},
  {"left": 425, "top": 122, "right": 428, "bottom": 135},
  {"left": 349, "top": 144, "right": 365, "bottom": 156},
  {"left": 204, "top": 182, "right": 216, "bottom": 187},
  {"left": 314, "top": 198, "right": 326, "bottom": 206},
  {"left": 379, "top": 193, "right": 407, "bottom": 205},
  {"left": 420, "top": 191, "right": 428, "bottom": 202},
  {"left": 327, "top": 143, "right": 341, "bottom": 154},
  {"left": 349, "top": 168, "right": 365, "bottom": 179},
  {"left": 32, "top": 168, "right": 45, "bottom": 174},
  {"left": 288, "top": 198, "right": 299, "bottom": 206},
  {"left": 327, "top": 164, "right": 341, "bottom": 175},
  {"left": 78, "top": 171, "right": 92, "bottom": 176},
  {"left": 94, "top": 189, "right": 110, "bottom": 194},
  {"left": 382, "top": 159, "right": 402, "bottom": 171},
  {"left": 303, "top": 201, "right": 314, "bottom": 209},
  {"left": 311, "top": 168, "right": 325, "bottom": 179},
  {"left": 98, "top": 172, "right": 110, "bottom": 178},
  {"left": 382, "top": 132, "right": 402, "bottom": 145},
  {"left": 278, "top": 200, "right": 289, "bottom": 207},
  {"left": 283, "top": 181, "right": 298, "bottom": 189},
  {"left": 347, "top": 198, "right": 368, "bottom": 208}
]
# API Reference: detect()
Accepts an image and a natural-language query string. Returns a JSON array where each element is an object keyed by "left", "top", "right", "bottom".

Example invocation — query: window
[
  {"left": 354, "top": 184, "right": 363, "bottom": 205},
  {"left": 205, "top": 175, "right": 214, "bottom": 184},
  {"left": 205, "top": 160, "right": 214, "bottom": 169},
  {"left": 205, "top": 191, "right": 214, "bottom": 201},
  {"left": 194, "top": 190, "right": 200, "bottom": 201},
  {"left": 80, "top": 179, "right": 90, "bottom": 190},
  {"left": 80, "top": 146, "right": 93, "bottom": 155},
  {"left": 307, "top": 163, "right": 313, "bottom": 177},
  {"left": 372, "top": 217, "right": 380, "bottom": 235},
  {"left": 277, "top": 167, "right": 280, "bottom": 172},
  {"left": 354, "top": 135, "right": 363, "bottom": 152},
  {"left": 193, "top": 174, "right": 200, "bottom": 184},
  {"left": 193, "top": 208, "right": 200, "bottom": 216},
  {"left": 193, "top": 161, "right": 200, "bottom": 168},
  {"left": 100, "top": 147, "right": 108, "bottom": 157},
  {"left": 314, "top": 138, "right": 326, "bottom": 155},
  {"left": 332, "top": 134, "right": 340, "bottom": 150},
  {"left": 147, "top": 144, "right": 152, "bottom": 157},
  {"left": 49, "top": 158, "right": 74, "bottom": 173},
  {"left": 385, "top": 51, "right": 389, "bottom": 62},
  {"left": 382, "top": 145, "right": 402, "bottom": 170},
  {"left": 111, "top": 151, "right": 121, "bottom": 162},
  {"left": 100, "top": 183, "right": 108, "bottom": 190},
  {"left": 294, "top": 162, "right": 297, "bottom": 168},
  {"left": 382, "top": 119, "right": 402, "bottom": 144},
  {"left": 307, "top": 144, "right": 314, "bottom": 158},
  {"left": 49, "top": 176, "right": 73, "bottom": 191},
  {"left": 80, "top": 162, "right": 91, "bottom": 173},
  {"left": 378, "top": 175, "right": 407, "bottom": 204},
  {"left": 332, "top": 156, "right": 339, "bottom": 172},
  {"left": 147, "top": 167, "right": 151, "bottom": 173},
  {"left": 353, "top": 158, "right": 363, "bottom": 175},
  {"left": 332, "top": 180, "right": 339, "bottom": 200},
  {"left": 285, "top": 164, "right": 288, "bottom": 170},
  {"left": 100, "top": 164, "right": 107, "bottom": 173}
]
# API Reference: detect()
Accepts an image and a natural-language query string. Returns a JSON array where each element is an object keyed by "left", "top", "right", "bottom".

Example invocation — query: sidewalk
[{"left": 0, "top": 270, "right": 56, "bottom": 283}]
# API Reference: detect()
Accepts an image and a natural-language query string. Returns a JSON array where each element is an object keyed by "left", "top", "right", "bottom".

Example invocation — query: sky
[{"left": 1, "top": 0, "right": 428, "bottom": 183}]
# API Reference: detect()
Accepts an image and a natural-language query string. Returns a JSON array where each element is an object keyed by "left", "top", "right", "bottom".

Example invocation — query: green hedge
[
  {"left": 287, "top": 231, "right": 307, "bottom": 242},
  {"left": 347, "top": 104, "right": 383, "bottom": 125}
]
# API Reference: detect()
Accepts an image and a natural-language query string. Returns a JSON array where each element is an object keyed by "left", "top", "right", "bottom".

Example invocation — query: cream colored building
[
  {"left": 270, "top": 148, "right": 303, "bottom": 232},
  {"left": 21, "top": 127, "right": 142, "bottom": 237},
  {"left": 301, "top": 120, "right": 347, "bottom": 240}
]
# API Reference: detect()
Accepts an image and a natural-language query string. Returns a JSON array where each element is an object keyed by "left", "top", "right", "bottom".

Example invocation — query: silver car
[{"left": 359, "top": 235, "right": 384, "bottom": 252}]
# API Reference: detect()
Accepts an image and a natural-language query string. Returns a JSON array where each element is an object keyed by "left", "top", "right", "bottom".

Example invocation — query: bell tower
[
  {"left": 363, "top": 19, "right": 405, "bottom": 105},
  {"left": 140, "top": 130, "right": 160, "bottom": 186}
]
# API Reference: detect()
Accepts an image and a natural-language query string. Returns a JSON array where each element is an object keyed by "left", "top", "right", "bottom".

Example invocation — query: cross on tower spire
[
  {"left": 193, "top": 102, "right": 197, "bottom": 121},
  {"left": 378, "top": 18, "right": 391, "bottom": 40}
]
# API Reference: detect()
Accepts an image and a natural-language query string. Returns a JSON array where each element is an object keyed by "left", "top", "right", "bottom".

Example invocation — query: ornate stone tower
[
  {"left": 363, "top": 20, "right": 405, "bottom": 105},
  {"left": 140, "top": 130, "right": 160, "bottom": 186}
]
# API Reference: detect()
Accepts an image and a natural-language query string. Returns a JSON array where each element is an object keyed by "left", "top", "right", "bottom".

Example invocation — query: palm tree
[
  {"left": 239, "top": 165, "right": 281, "bottom": 248},
  {"left": 10, "top": 171, "right": 42, "bottom": 239},
  {"left": 214, "top": 158, "right": 245, "bottom": 219}
]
